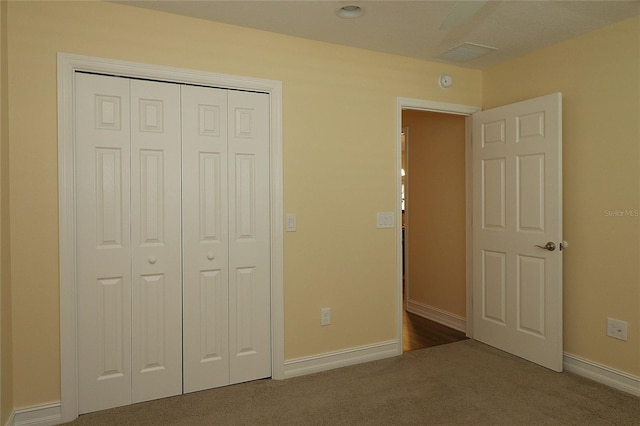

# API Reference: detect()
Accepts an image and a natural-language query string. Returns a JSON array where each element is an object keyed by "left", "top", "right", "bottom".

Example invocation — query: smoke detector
[{"left": 336, "top": 5, "right": 365, "bottom": 19}]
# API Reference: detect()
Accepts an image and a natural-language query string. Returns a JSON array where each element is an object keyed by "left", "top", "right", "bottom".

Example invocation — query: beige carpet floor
[{"left": 64, "top": 340, "right": 640, "bottom": 425}]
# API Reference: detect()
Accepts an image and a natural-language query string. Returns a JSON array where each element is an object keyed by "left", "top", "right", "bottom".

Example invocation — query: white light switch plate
[
  {"left": 286, "top": 214, "right": 297, "bottom": 232},
  {"left": 377, "top": 212, "right": 395, "bottom": 228},
  {"left": 321, "top": 307, "right": 331, "bottom": 326}
]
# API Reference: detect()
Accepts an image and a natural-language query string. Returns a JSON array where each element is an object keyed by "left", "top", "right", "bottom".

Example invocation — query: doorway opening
[{"left": 395, "top": 98, "right": 480, "bottom": 353}]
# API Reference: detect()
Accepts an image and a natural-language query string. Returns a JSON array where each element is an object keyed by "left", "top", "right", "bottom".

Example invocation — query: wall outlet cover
[{"left": 607, "top": 318, "right": 628, "bottom": 341}]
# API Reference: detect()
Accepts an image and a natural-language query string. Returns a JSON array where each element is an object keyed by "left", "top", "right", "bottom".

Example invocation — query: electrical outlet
[
  {"left": 607, "top": 318, "right": 628, "bottom": 341},
  {"left": 320, "top": 307, "right": 331, "bottom": 326}
]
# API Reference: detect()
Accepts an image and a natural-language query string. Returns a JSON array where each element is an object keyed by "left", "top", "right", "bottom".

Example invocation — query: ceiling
[{"left": 119, "top": 1, "right": 640, "bottom": 69}]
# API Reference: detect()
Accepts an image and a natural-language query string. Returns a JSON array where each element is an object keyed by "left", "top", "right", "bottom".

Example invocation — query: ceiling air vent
[{"left": 439, "top": 42, "right": 498, "bottom": 62}]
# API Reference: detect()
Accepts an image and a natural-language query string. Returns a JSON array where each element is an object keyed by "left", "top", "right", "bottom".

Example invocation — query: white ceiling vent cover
[{"left": 439, "top": 42, "right": 498, "bottom": 62}]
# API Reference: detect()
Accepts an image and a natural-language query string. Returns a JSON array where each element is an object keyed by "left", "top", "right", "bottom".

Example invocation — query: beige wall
[
  {"left": 484, "top": 16, "right": 640, "bottom": 376},
  {"left": 403, "top": 110, "right": 466, "bottom": 317},
  {"left": 5, "top": 1, "right": 482, "bottom": 408},
  {"left": 1, "top": 0, "right": 14, "bottom": 423}
]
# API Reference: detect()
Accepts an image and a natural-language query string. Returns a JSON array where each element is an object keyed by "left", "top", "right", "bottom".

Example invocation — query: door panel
[
  {"left": 517, "top": 154, "right": 545, "bottom": 232},
  {"left": 482, "top": 250, "right": 506, "bottom": 324},
  {"left": 182, "top": 85, "right": 231, "bottom": 393},
  {"left": 482, "top": 157, "right": 506, "bottom": 230},
  {"left": 130, "top": 79, "right": 182, "bottom": 402},
  {"left": 228, "top": 91, "right": 271, "bottom": 384},
  {"left": 76, "top": 73, "right": 132, "bottom": 414},
  {"left": 95, "top": 277, "right": 125, "bottom": 378},
  {"left": 473, "top": 93, "right": 562, "bottom": 371},
  {"left": 235, "top": 267, "right": 257, "bottom": 354},
  {"left": 199, "top": 270, "right": 225, "bottom": 359},
  {"left": 517, "top": 255, "right": 545, "bottom": 336},
  {"left": 95, "top": 148, "right": 124, "bottom": 247}
]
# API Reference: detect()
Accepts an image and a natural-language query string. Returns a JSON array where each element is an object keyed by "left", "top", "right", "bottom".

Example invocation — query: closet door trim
[{"left": 58, "top": 53, "right": 284, "bottom": 424}]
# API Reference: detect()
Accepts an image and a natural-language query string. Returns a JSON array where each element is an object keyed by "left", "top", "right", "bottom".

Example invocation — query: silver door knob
[
  {"left": 148, "top": 256, "right": 157, "bottom": 264},
  {"left": 535, "top": 242, "right": 556, "bottom": 251}
]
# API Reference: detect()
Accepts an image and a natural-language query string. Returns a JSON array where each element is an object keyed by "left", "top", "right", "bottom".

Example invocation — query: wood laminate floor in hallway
[{"left": 403, "top": 307, "right": 468, "bottom": 352}]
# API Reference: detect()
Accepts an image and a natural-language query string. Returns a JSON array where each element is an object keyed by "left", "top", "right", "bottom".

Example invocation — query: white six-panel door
[
  {"left": 76, "top": 73, "right": 271, "bottom": 412},
  {"left": 472, "top": 93, "right": 563, "bottom": 372}
]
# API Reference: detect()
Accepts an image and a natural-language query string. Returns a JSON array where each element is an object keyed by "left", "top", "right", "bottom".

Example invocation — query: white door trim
[
  {"left": 58, "top": 53, "right": 284, "bottom": 423},
  {"left": 395, "top": 97, "right": 480, "bottom": 348}
]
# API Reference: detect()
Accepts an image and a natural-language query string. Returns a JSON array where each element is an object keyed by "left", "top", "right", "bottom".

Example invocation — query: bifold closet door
[
  {"left": 182, "top": 85, "right": 230, "bottom": 392},
  {"left": 76, "top": 73, "right": 182, "bottom": 414},
  {"left": 182, "top": 87, "right": 271, "bottom": 393},
  {"left": 129, "top": 78, "right": 182, "bottom": 404},
  {"left": 76, "top": 73, "right": 132, "bottom": 414},
  {"left": 227, "top": 90, "right": 271, "bottom": 384}
]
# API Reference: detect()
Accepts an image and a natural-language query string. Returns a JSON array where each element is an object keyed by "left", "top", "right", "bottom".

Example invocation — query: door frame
[
  {"left": 58, "top": 53, "right": 284, "bottom": 423},
  {"left": 395, "top": 97, "right": 480, "bottom": 348}
]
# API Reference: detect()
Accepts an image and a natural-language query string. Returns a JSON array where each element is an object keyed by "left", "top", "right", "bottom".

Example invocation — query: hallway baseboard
[
  {"left": 406, "top": 299, "right": 466, "bottom": 333},
  {"left": 9, "top": 402, "right": 61, "bottom": 426}
]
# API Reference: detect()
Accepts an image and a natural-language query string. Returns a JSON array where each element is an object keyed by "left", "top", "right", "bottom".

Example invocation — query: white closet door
[
  {"left": 228, "top": 91, "right": 271, "bottom": 384},
  {"left": 76, "top": 73, "right": 132, "bottom": 414},
  {"left": 182, "top": 85, "right": 231, "bottom": 393},
  {"left": 130, "top": 79, "right": 183, "bottom": 402},
  {"left": 77, "top": 74, "right": 271, "bottom": 408},
  {"left": 182, "top": 88, "right": 271, "bottom": 391}
]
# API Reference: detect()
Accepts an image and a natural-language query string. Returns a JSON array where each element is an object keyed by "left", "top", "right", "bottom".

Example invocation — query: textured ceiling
[{"left": 119, "top": 0, "right": 640, "bottom": 69}]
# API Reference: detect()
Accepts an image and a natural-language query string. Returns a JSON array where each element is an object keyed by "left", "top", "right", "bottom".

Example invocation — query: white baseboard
[
  {"left": 563, "top": 352, "right": 640, "bottom": 397},
  {"left": 10, "top": 402, "right": 61, "bottom": 426},
  {"left": 4, "top": 411, "right": 15, "bottom": 426},
  {"left": 406, "top": 299, "right": 466, "bottom": 333},
  {"left": 283, "top": 340, "right": 400, "bottom": 378}
]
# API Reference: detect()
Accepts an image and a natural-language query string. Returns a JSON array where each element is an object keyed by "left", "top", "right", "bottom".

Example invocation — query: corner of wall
[
  {"left": 480, "top": 16, "right": 640, "bottom": 377},
  {"left": 0, "top": 0, "right": 14, "bottom": 424}
]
